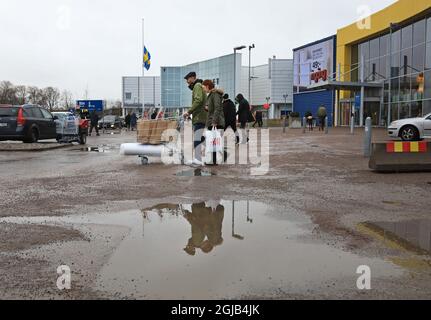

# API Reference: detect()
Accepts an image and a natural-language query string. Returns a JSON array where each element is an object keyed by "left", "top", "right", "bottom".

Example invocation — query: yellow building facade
[{"left": 334, "top": 0, "right": 431, "bottom": 127}]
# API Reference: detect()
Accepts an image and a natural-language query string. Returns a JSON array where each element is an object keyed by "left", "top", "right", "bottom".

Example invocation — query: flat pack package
[{"left": 137, "top": 119, "right": 178, "bottom": 145}]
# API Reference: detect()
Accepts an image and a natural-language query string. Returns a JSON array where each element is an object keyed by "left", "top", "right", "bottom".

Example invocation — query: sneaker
[{"left": 185, "top": 159, "right": 204, "bottom": 166}]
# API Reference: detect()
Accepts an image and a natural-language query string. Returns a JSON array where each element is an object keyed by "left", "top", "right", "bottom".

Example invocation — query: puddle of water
[
  {"left": 176, "top": 169, "right": 215, "bottom": 177},
  {"left": 359, "top": 220, "right": 431, "bottom": 255},
  {"left": 0, "top": 201, "right": 403, "bottom": 299}
]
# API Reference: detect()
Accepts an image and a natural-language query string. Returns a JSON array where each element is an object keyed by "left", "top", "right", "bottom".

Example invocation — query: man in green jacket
[{"left": 184, "top": 72, "right": 207, "bottom": 165}]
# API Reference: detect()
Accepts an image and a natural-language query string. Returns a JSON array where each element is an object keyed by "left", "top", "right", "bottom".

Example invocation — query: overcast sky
[{"left": 0, "top": 0, "right": 396, "bottom": 100}]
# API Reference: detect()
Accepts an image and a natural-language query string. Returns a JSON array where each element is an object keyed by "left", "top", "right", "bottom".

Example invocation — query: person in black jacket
[
  {"left": 89, "top": 111, "right": 100, "bottom": 136},
  {"left": 236, "top": 94, "right": 253, "bottom": 143},
  {"left": 222, "top": 94, "right": 239, "bottom": 144}
]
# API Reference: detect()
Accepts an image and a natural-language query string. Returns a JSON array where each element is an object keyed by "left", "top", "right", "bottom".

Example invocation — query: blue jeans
[{"left": 193, "top": 123, "right": 206, "bottom": 161}]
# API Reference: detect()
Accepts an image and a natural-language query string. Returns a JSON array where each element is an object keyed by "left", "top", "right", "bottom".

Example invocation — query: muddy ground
[{"left": 0, "top": 127, "right": 430, "bottom": 300}]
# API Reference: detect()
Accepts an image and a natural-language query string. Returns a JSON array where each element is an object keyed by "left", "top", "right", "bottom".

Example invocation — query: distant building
[{"left": 122, "top": 76, "right": 161, "bottom": 116}]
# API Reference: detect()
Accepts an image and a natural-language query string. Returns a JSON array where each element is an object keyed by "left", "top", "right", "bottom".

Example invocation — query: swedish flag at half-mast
[{"left": 143, "top": 46, "right": 151, "bottom": 71}]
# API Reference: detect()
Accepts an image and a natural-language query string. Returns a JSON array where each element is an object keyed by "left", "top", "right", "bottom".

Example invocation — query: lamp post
[
  {"left": 249, "top": 44, "right": 255, "bottom": 104},
  {"left": 234, "top": 46, "right": 246, "bottom": 102}
]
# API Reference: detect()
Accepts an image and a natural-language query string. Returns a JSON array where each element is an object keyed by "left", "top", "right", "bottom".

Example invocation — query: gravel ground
[{"left": 0, "top": 128, "right": 430, "bottom": 300}]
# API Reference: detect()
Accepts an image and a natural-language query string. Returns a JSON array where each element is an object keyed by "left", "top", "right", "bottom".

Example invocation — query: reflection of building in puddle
[
  {"left": 357, "top": 220, "right": 431, "bottom": 270},
  {"left": 141, "top": 201, "right": 253, "bottom": 256}
]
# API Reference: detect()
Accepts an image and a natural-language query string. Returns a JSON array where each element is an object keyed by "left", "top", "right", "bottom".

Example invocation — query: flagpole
[{"left": 142, "top": 18, "right": 145, "bottom": 117}]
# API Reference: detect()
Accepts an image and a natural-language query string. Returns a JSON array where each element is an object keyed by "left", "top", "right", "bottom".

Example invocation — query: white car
[{"left": 388, "top": 113, "right": 431, "bottom": 141}]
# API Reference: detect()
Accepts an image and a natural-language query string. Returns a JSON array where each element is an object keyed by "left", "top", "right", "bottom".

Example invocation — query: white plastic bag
[
  {"left": 205, "top": 128, "right": 223, "bottom": 153},
  {"left": 205, "top": 128, "right": 224, "bottom": 165}
]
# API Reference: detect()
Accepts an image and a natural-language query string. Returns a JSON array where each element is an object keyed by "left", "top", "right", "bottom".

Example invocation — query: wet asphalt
[{"left": 0, "top": 128, "right": 431, "bottom": 300}]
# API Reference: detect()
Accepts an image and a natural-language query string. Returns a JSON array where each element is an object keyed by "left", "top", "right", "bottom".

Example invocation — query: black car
[
  {"left": 98, "top": 115, "right": 123, "bottom": 130},
  {"left": 0, "top": 104, "right": 57, "bottom": 143}
]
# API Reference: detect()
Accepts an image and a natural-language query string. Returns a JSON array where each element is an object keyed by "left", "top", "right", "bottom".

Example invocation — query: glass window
[
  {"left": 412, "top": 43, "right": 425, "bottom": 72},
  {"left": 400, "top": 102, "right": 410, "bottom": 119},
  {"left": 30, "top": 107, "right": 43, "bottom": 119},
  {"left": 411, "top": 101, "right": 422, "bottom": 118},
  {"left": 413, "top": 20, "right": 426, "bottom": 45},
  {"left": 370, "top": 38, "right": 380, "bottom": 60},
  {"left": 412, "top": 72, "right": 425, "bottom": 100},
  {"left": 380, "top": 35, "right": 389, "bottom": 56},
  {"left": 40, "top": 108, "right": 53, "bottom": 119},
  {"left": 401, "top": 25, "right": 413, "bottom": 49},
  {"left": 425, "top": 70, "right": 431, "bottom": 100},
  {"left": 426, "top": 41, "right": 431, "bottom": 69},
  {"left": 427, "top": 18, "right": 431, "bottom": 43}
]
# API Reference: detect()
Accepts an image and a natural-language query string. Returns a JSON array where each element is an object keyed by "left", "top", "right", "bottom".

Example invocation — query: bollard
[
  {"left": 364, "top": 117, "right": 372, "bottom": 157},
  {"left": 303, "top": 117, "right": 306, "bottom": 134},
  {"left": 325, "top": 117, "right": 329, "bottom": 134},
  {"left": 283, "top": 117, "right": 287, "bottom": 133},
  {"left": 350, "top": 116, "right": 355, "bottom": 135}
]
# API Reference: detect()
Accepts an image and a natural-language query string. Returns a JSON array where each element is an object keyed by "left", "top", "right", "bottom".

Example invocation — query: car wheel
[
  {"left": 79, "top": 133, "right": 87, "bottom": 145},
  {"left": 24, "top": 127, "right": 39, "bottom": 143},
  {"left": 400, "top": 125, "right": 419, "bottom": 141}
]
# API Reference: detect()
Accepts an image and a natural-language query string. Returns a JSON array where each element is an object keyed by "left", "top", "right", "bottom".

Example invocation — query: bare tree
[
  {"left": 15, "top": 85, "right": 27, "bottom": 105},
  {"left": 61, "top": 90, "right": 74, "bottom": 110},
  {"left": 0, "top": 81, "right": 17, "bottom": 104},
  {"left": 27, "top": 86, "right": 45, "bottom": 105},
  {"left": 43, "top": 87, "right": 61, "bottom": 111}
]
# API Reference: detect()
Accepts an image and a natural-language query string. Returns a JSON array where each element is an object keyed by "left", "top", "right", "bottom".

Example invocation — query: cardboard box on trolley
[{"left": 137, "top": 120, "right": 178, "bottom": 145}]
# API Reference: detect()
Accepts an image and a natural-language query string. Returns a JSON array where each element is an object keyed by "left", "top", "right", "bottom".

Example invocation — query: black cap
[
  {"left": 223, "top": 94, "right": 229, "bottom": 100},
  {"left": 184, "top": 72, "right": 197, "bottom": 80}
]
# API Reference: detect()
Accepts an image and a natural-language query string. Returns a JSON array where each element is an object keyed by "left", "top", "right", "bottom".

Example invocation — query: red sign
[
  {"left": 311, "top": 69, "right": 328, "bottom": 83},
  {"left": 263, "top": 103, "right": 270, "bottom": 110}
]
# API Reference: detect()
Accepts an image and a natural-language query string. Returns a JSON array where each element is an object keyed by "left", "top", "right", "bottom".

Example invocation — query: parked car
[
  {"left": 0, "top": 104, "right": 57, "bottom": 143},
  {"left": 98, "top": 115, "right": 123, "bottom": 130},
  {"left": 52, "top": 112, "right": 89, "bottom": 145},
  {"left": 388, "top": 113, "right": 431, "bottom": 141}
]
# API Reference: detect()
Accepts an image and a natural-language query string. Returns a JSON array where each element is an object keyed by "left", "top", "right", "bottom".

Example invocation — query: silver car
[{"left": 388, "top": 113, "right": 431, "bottom": 141}]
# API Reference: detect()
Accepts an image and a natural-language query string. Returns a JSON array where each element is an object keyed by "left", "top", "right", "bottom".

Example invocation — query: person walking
[
  {"left": 305, "top": 111, "right": 313, "bottom": 132},
  {"left": 183, "top": 72, "right": 207, "bottom": 166},
  {"left": 222, "top": 94, "right": 239, "bottom": 144},
  {"left": 202, "top": 80, "right": 225, "bottom": 166},
  {"left": 89, "top": 111, "right": 100, "bottom": 136},
  {"left": 317, "top": 105, "right": 327, "bottom": 132},
  {"left": 151, "top": 110, "right": 158, "bottom": 120},
  {"left": 253, "top": 110, "right": 263, "bottom": 128},
  {"left": 125, "top": 112, "right": 131, "bottom": 131},
  {"left": 236, "top": 94, "right": 253, "bottom": 143},
  {"left": 130, "top": 112, "right": 138, "bottom": 131}
]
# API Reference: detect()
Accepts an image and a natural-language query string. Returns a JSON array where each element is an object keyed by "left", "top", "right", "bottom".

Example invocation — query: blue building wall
[{"left": 293, "top": 90, "right": 335, "bottom": 126}]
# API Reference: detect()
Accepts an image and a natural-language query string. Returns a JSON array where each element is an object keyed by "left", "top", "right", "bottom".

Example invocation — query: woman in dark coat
[
  {"left": 236, "top": 94, "right": 253, "bottom": 144},
  {"left": 236, "top": 94, "right": 253, "bottom": 129}
]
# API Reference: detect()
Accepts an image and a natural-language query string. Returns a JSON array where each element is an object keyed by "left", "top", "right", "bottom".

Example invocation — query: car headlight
[{"left": 389, "top": 121, "right": 398, "bottom": 127}]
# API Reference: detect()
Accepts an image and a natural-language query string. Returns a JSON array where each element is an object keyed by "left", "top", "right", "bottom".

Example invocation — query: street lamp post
[
  {"left": 249, "top": 44, "right": 255, "bottom": 104},
  {"left": 233, "top": 46, "right": 246, "bottom": 102}
]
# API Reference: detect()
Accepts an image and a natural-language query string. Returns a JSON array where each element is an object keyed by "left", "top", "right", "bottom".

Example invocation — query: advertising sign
[
  {"left": 76, "top": 100, "right": 104, "bottom": 113},
  {"left": 293, "top": 37, "right": 335, "bottom": 92}
]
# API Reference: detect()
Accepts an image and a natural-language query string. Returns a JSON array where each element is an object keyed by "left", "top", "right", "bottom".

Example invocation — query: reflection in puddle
[
  {"left": 176, "top": 169, "right": 215, "bottom": 177},
  {"left": 359, "top": 220, "right": 431, "bottom": 255},
  {"left": 0, "top": 201, "right": 403, "bottom": 299}
]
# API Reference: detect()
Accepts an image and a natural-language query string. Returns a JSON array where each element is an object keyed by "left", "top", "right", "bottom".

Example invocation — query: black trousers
[{"left": 90, "top": 124, "right": 99, "bottom": 135}]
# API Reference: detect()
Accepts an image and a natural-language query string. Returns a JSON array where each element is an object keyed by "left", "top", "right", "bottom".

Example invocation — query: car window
[
  {"left": 0, "top": 107, "right": 19, "bottom": 117},
  {"left": 28, "top": 107, "right": 43, "bottom": 118},
  {"left": 40, "top": 108, "right": 53, "bottom": 119}
]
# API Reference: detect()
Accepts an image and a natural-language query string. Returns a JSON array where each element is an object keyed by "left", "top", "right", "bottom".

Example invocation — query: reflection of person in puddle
[{"left": 183, "top": 202, "right": 224, "bottom": 256}]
